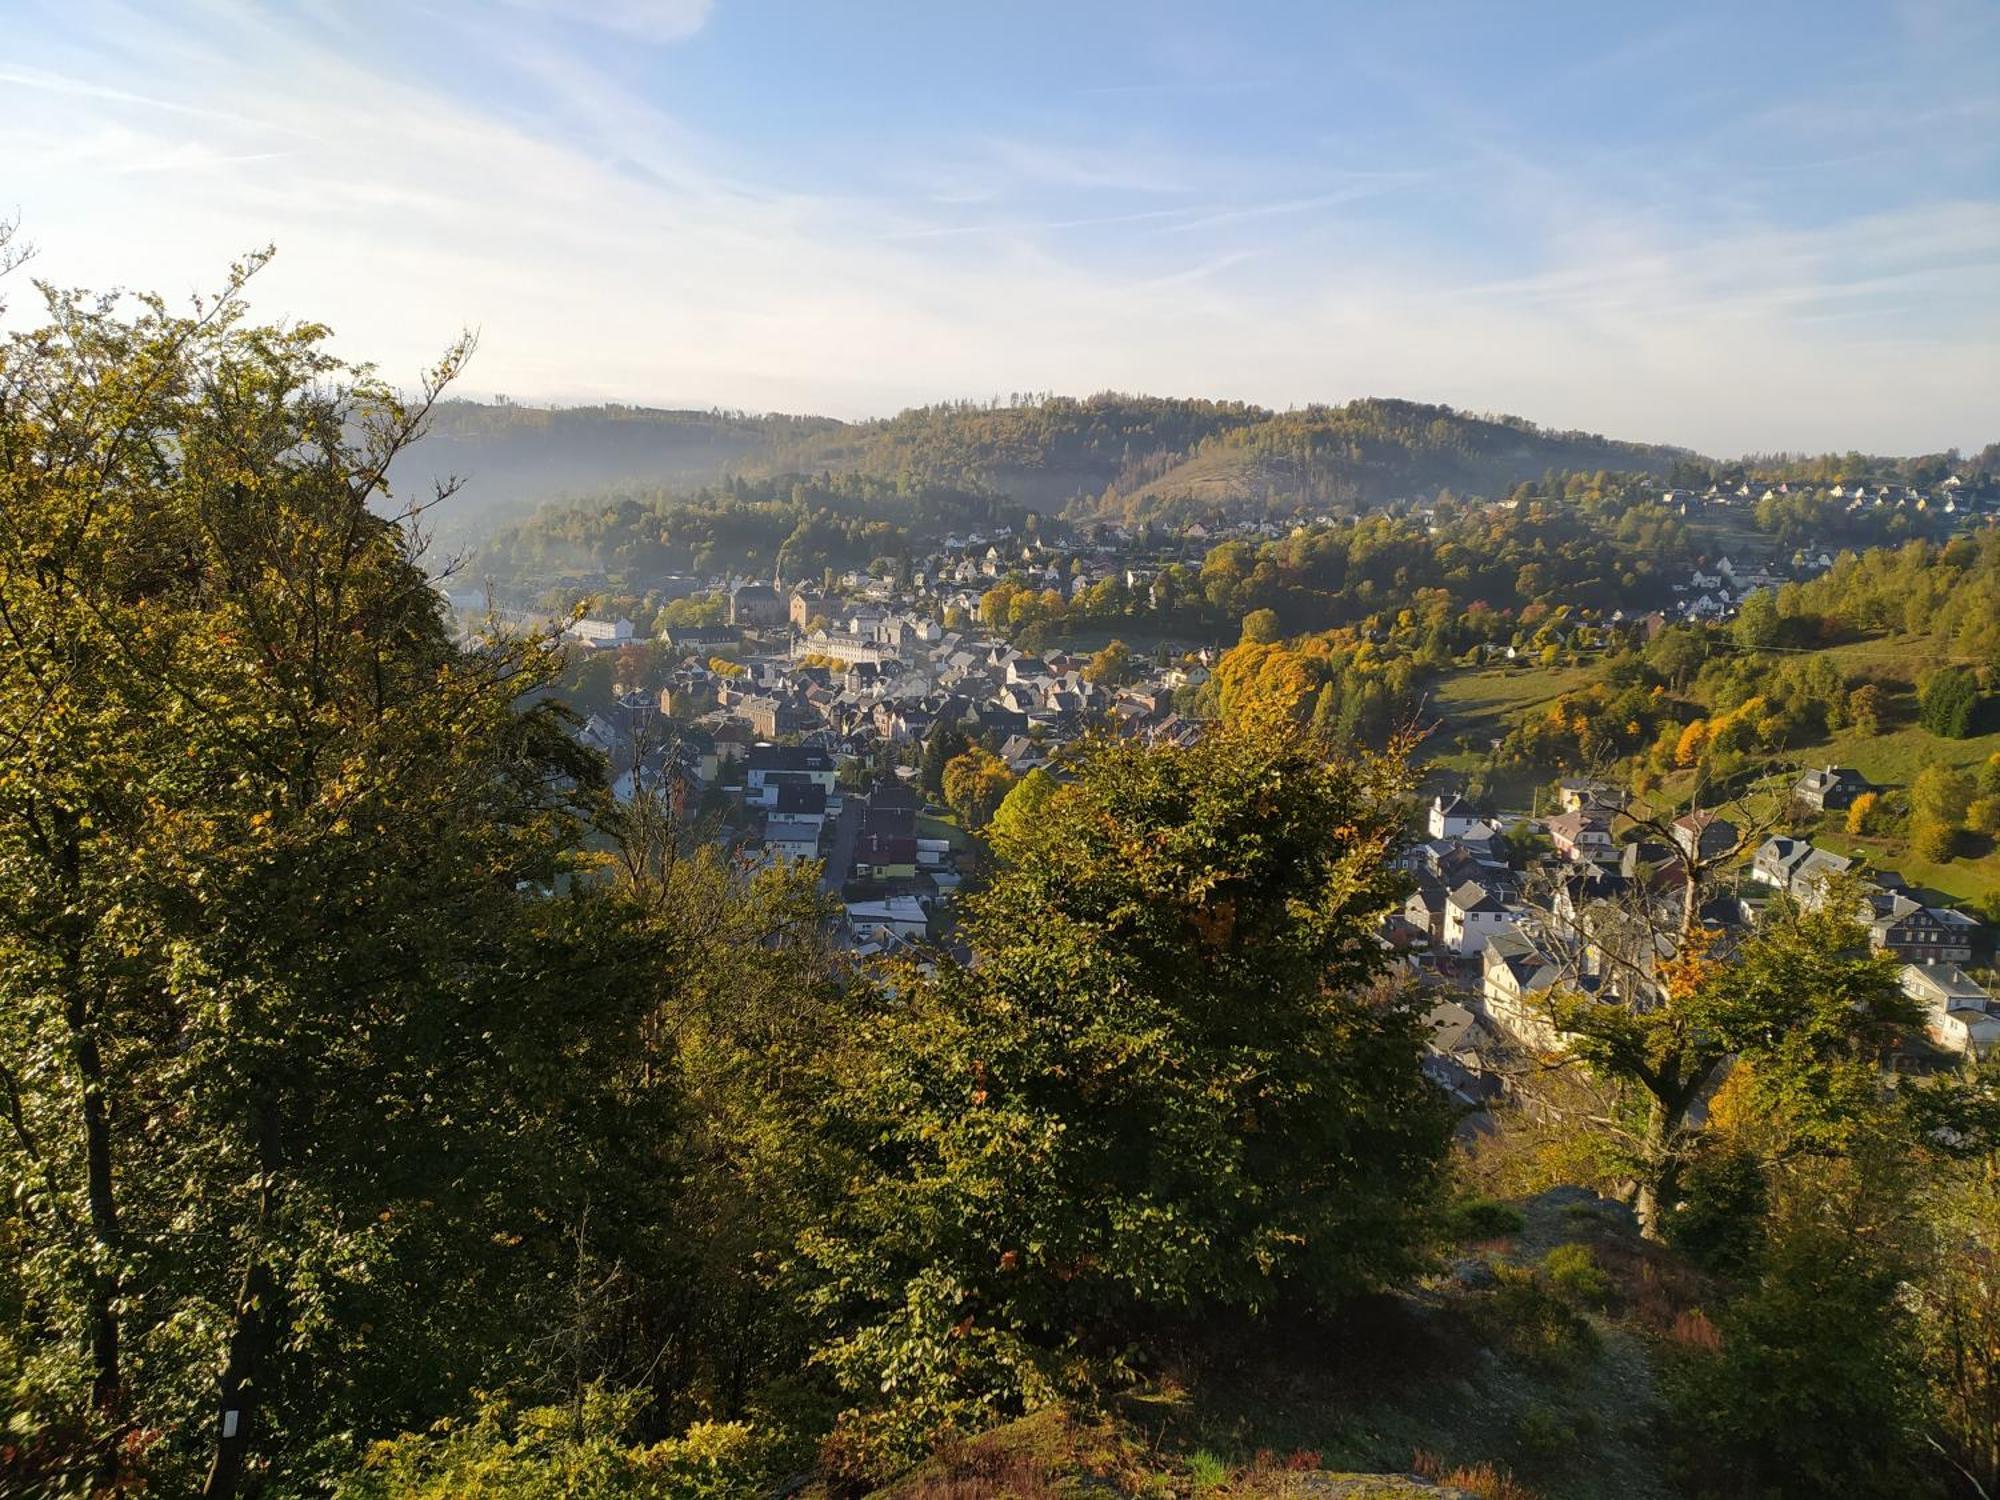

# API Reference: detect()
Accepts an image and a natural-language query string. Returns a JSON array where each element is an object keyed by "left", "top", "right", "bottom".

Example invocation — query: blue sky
[{"left": 4, "top": 0, "right": 1998, "bottom": 454}]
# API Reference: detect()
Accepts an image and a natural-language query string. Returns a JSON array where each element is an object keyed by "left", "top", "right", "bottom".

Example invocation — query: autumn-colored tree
[
  {"left": 941, "top": 745, "right": 1015, "bottom": 829},
  {"left": 1081, "top": 638, "right": 1132, "bottom": 686},
  {"left": 1844, "top": 791, "right": 1880, "bottom": 836}
]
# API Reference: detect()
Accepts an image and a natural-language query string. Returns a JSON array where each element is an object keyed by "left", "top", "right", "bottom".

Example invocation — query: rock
[{"left": 1448, "top": 1255, "right": 1498, "bottom": 1290}]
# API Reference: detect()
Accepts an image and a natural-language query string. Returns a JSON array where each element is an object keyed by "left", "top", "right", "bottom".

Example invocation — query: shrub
[
  {"left": 1514, "top": 1402, "right": 1580, "bottom": 1463},
  {"left": 1541, "top": 1245, "right": 1611, "bottom": 1309},
  {"left": 1663, "top": 1139, "right": 1767, "bottom": 1281},
  {"left": 1449, "top": 1197, "right": 1527, "bottom": 1242},
  {"left": 1412, "top": 1451, "right": 1542, "bottom": 1500},
  {"left": 1966, "top": 795, "right": 2000, "bottom": 837},
  {"left": 1912, "top": 819, "right": 1958, "bottom": 863},
  {"left": 1475, "top": 1264, "right": 1600, "bottom": 1374},
  {"left": 1185, "top": 1450, "right": 1229, "bottom": 1491}
]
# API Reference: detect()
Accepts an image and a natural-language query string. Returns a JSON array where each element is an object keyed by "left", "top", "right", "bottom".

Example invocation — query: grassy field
[
  {"left": 1421, "top": 663, "right": 1600, "bottom": 807},
  {"left": 1424, "top": 638, "right": 2000, "bottom": 908},
  {"left": 1426, "top": 663, "right": 1599, "bottom": 748}
]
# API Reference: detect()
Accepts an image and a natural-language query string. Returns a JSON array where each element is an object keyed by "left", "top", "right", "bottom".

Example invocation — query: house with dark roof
[
  {"left": 1671, "top": 810, "right": 1739, "bottom": 864},
  {"left": 1444, "top": 879, "right": 1524, "bottom": 955},
  {"left": 1793, "top": 765, "right": 1871, "bottom": 813},
  {"left": 1872, "top": 896, "right": 1979, "bottom": 966},
  {"left": 728, "top": 582, "right": 786, "bottom": 627}
]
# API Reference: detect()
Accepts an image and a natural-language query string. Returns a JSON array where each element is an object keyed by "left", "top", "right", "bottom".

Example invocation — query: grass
[
  {"left": 1427, "top": 664, "right": 1600, "bottom": 749},
  {"left": 916, "top": 813, "right": 978, "bottom": 854},
  {"left": 1430, "top": 632, "right": 2000, "bottom": 906}
]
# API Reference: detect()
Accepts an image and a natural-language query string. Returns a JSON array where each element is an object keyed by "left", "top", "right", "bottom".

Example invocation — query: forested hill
[
  {"left": 1093, "top": 400, "right": 1695, "bottom": 522},
  {"left": 793, "top": 395, "right": 1692, "bottom": 520},
  {"left": 390, "top": 401, "right": 843, "bottom": 540},
  {"left": 398, "top": 393, "right": 1698, "bottom": 539}
]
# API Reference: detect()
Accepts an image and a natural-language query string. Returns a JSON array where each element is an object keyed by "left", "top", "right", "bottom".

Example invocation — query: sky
[{"left": 4, "top": 0, "right": 1998, "bottom": 456}]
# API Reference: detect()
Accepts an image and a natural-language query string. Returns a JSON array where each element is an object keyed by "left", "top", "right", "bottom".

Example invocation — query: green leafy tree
[
  {"left": 1550, "top": 897, "right": 1917, "bottom": 1236},
  {"left": 985, "top": 766, "right": 1059, "bottom": 859},
  {"left": 1919, "top": 666, "right": 1980, "bottom": 738},
  {"left": 1911, "top": 764, "right": 1974, "bottom": 829},
  {"left": 941, "top": 745, "right": 1015, "bottom": 829},
  {"left": 920, "top": 724, "right": 970, "bottom": 799},
  {"left": 1732, "top": 588, "right": 1781, "bottom": 649},
  {"left": 1081, "top": 638, "right": 1132, "bottom": 686},
  {"left": 802, "top": 728, "right": 1451, "bottom": 1465},
  {"left": 0, "top": 256, "right": 608, "bottom": 1493}
]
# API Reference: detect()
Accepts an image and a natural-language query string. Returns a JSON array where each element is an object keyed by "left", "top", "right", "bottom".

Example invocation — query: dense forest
[{"left": 479, "top": 472, "right": 1029, "bottom": 584}]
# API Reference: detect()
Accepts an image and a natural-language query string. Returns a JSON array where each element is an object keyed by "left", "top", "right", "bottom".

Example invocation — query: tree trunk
[
  {"left": 1635, "top": 1093, "right": 1677, "bottom": 1240},
  {"left": 64, "top": 984, "right": 122, "bottom": 1417},
  {"left": 202, "top": 1098, "right": 279, "bottom": 1500}
]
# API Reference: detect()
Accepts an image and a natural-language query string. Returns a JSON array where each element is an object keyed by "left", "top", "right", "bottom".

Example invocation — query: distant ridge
[{"left": 402, "top": 392, "right": 1705, "bottom": 537}]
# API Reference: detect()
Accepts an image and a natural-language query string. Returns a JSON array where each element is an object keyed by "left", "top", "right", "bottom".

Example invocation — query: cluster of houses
[
  {"left": 1404, "top": 770, "right": 1997, "bottom": 1108},
  {"left": 555, "top": 544, "right": 1226, "bottom": 954}
]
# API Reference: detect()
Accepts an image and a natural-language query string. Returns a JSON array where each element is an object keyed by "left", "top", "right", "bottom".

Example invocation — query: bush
[
  {"left": 1475, "top": 1264, "right": 1600, "bottom": 1374},
  {"left": 1449, "top": 1197, "right": 1527, "bottom": 1242},
  {"left": 1912, "top": 819, "right": 1958, "bottom": 863},
  {"left": 1663, "top": 1141, "right": 1767, "bottom": 1281},
  {"left": 342, "top": 1392, "right": 774, "bottom": 1500},
  {"left": 1664, "top": 1215, "right": 1921, "bottom": 1498},
  {"left": 1541, "top": 1245, "right": 1611, "bottom": 1309},
  {"left": 1967, "top": 795, "right": 2000, "bottom": 837},
  {"left": 1186, "top": 1451, "right": 1229, "bottom": 1491},
  {"left": 1514, "top": 1402, "right": 1581, "bottom": 1463}
]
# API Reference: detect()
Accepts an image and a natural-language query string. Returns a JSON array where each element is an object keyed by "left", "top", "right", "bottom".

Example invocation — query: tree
[
  {"left": 0, "top": 257, "right": 604, "bottom": 1492},
  {"left": 920, "top": 724, "right": 970, "bottom": 799},
  {"left": 986, "top": 767, "right": 1059, "bottom": 858},
  {"left": 1548, "top": 898, "right": 1917, "bottom": 1236},
  {"left": 1919, "top": 666, "right": 1980, "bottom": 738},
  {"left": 1846, "top": 682, "right": 1884, "bottom": 736},
  {"left": 1081, "top": 638, "right": 1132, "bottom": 687},
  {"left": 1844, "top": 790, "right": 1881, "bottom": 836},
  {"left": 803, "top": 728, "right": 1449, "bottom": 1465},
  {"left": 1645, "top": 626, "right": 1707, "bottom": 692},
  {"left": 1912, "top": 820, "right": 1958, "bottom": 863},
  {"left": 1239, "top": 607, "right": 1282, "bottom": 644},
  {"left": 1911, "top": 765, "right": 1974, "bottom": 828},
  {"left": 1733, "top": 589, "right": 1781, "bottom": 649},
  {"left": 1967, "top": 794, "right": 2000, "bottom": 837},
  {"left": 941, "top": 746, "right": 1015, "bottom": 829}
]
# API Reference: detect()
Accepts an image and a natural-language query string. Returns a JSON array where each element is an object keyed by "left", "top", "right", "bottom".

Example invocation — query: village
[{"left": 462, "top": 476, "right": 2000, "bottom": 1085}]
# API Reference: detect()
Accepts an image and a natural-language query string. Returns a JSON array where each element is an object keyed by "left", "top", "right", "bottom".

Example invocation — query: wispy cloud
[
  {"left": 495, "top": 0, "right": 712, "bottom": 43},
  {"left": 2, "top": 0, "right": 1995, "bottom": 458}
]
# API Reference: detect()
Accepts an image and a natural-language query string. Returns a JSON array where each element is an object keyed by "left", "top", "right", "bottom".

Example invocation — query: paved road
[{"left": 820, "top": 797, "right": 860, "bottom": 895}]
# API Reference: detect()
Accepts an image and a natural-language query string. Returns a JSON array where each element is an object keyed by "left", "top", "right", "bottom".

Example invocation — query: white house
[
  {"left": 846, "top": 895, "right": 929, "bottom": 945},
  {"left": 1902, "top": 964, "right": 2000, "bottom": 1057},
  {"left": 1428, "top": 793, "right": 1482, "bottom": 841},
  {"left": 570, "top": 615, "right": 636, "bottom": 645},
  {"left": 1445, "top": 880, "right": 1524, "bottom": 955}
]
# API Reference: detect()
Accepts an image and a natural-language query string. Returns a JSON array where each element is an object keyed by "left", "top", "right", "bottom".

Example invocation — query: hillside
[
  {"left": 1102, "top": 402, "right": 1693, "bottom": 523},
  {"left": 858, "top": 1188, "right": 1683, "bottom": 1500},
  {"left": 765, "top": 393, "right": 1267, "bottom": 511},
  {"left": 397, "top": 394, "right": 1699, "bottom": 544},
  {"left": 390, "top": 401, "right": 845, "bottom": 540}
]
